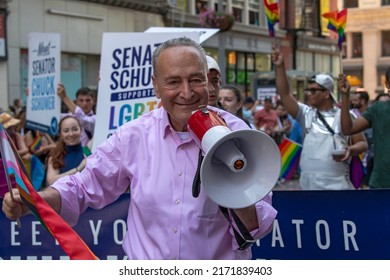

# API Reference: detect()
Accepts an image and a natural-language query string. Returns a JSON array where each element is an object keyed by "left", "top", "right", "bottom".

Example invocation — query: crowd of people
[
  {"left": 0, "top": 83, "right": 96, "bottom": 197},
  {"left": 1, "top": 36, "right": 390, "bottom": 259},
  {"left": 2, "top": 38, "right": 390, "bottom": 194}
]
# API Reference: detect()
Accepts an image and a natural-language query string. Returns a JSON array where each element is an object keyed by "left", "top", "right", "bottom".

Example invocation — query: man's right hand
[
  {"left": 338, "top": 74, "right": 351, "bottom": 97},
  {"left": 271, "top": 46, "right": 284, "bottom": 67},
  {"left": 2, "top": 189, "right": 30, "bottom": 221},
  {"left": 57, "top": 83, "right": 67, "bottom": 100}
]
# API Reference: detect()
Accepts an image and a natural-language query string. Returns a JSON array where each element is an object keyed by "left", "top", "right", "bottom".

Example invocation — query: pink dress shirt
[{"left": 52, "top": 107, "right": 277, "bottom": 260}]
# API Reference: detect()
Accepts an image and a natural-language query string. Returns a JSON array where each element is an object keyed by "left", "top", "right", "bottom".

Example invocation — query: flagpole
[
  {"left": 0, "top": 125, "right": 21, "bottom": 228},
  {"left": 339, "top": 50, "right": 344, "bottom": 74}
]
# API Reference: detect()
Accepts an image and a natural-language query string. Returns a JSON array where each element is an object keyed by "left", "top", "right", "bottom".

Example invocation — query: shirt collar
[
  {"left": 85, "top": 110, "right": 95, "bottom": 116},
  {"left": 160, "top": 108, "right": 196, "bottom": 144}
]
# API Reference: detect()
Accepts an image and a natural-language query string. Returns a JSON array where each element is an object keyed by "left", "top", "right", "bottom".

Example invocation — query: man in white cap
[
  {"left": 206, "top": 55, "right": 222, "bottom": 108},
  {"left": 271, "top": 47, "right": 367, "bottom": 190}
]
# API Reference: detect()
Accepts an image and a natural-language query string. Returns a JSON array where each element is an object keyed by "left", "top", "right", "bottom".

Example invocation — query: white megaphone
[{"left": 188, "top": 106, "right": 281, "bottom": 209}]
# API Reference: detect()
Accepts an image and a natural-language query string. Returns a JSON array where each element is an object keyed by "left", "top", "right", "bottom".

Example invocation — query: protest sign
[{"left": 26, "top": 33, "right": 61, "bottom": 135}]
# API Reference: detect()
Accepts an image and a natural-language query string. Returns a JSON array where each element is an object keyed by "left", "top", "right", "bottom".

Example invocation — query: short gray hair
[{"left": 152, "top": 37, "right": 207, "bottom": 76}]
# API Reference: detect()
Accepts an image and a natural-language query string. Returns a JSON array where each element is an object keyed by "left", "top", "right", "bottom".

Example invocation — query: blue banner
[
  {"left": 1, "top": 190, "right": 389, "bottom": 260},
  {"left": 252, "top": 189, "right": 390, "bottom": 260},
  {"left": 0, "top": 194, "right": 130, "bottom": 260}
]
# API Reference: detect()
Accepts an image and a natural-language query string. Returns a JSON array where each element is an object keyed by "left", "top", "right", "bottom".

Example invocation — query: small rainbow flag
[
  {"left": 0, "top": 123, "right": 98, "bottom": 260},
  {"left": 279, "top": 138, "right": 302, "bottom": 180},
  {"left": 29, "top": 132, "right": 42, "bottom": 153},
  {"left": 322, "top": 9, "right": 347, "bottom": 50},
  {"left": 263, "top": 0, "right": 280, "bottom": 38}
]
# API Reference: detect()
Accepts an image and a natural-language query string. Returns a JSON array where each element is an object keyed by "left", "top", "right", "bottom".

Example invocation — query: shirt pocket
[{"left": 197, "top": 196, "right": 226, "bottom": 221}]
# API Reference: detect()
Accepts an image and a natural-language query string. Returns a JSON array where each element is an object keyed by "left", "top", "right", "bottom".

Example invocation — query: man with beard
[{"left": 351, "top": 89, "right": 369, "bottom": 117}]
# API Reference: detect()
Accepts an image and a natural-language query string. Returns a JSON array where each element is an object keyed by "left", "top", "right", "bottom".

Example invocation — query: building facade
[
  {"left": 1, "top": 0, "right": 166, "bottom": 108},
  {"left": 341, "top": 0, "right": 390, "bottom": 98},
  {"left": 1, "top": 0, "right": 340, "bottom": 109}
]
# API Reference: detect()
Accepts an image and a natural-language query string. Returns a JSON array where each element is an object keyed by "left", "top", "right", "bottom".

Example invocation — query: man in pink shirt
[{"left": 2, "top": 37, "right": 276, "bottom": 260}]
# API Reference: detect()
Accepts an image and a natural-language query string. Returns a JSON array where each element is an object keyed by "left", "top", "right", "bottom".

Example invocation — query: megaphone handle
[
  {"left": 219, "top": 206, "right": 256, "bottom": 250},
  {"left": 192, "top": 149, "right": 204, "bottom": 198}
]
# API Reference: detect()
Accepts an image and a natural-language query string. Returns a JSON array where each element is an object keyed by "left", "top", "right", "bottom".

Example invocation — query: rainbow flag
[
  {"left": 0, "top": 124, "right": 98, "bottom": 260},
  {"left": 279, "top": 138, "right": 302, "bottom": 180},
  {"left": 263, "top": 0, "right": 279, "bottom": 37},
  {"left": 29, "top": 132, "right": 42, "bottom": 153},
  {"left": 322, "top": 9, "right": 347, "bottom": 50}
]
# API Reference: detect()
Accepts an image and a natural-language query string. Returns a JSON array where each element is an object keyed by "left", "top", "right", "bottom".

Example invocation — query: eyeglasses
[{"left": 304, "top": 88, "right": 327, "bottom": 94}]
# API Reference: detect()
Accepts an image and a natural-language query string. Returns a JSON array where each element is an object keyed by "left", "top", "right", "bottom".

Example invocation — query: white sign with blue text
[{"left": 26, "top": 33, "right": 61, "bottom": 135}]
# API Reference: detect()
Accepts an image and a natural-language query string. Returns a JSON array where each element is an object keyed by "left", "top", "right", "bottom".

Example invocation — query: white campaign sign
[
  {"left": 26, "top": 33, "right": 61, "bottom": 135},
  {"left": 144, "top": 27, "right": 218, "bottom": 43},
  {"left": 92, "top": 32, "right": 199, "bottom": 151}
]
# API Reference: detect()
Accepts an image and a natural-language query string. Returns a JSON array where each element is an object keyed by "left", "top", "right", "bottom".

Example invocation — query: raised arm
[
  {"left": 271, "top": 46, "right": 299, "bottom": 118},
  {"left": 57, "top": 83, "right": 77, "bottom": 114},
  {"left": 339, "top": 74, "right": 370, "bottom": 135}
]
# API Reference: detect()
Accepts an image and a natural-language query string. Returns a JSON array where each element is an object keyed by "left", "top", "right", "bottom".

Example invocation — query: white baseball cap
[
  {"left": 309, "top": 74, "right": 337, "bottom": 102},
  {"left": 206, "top": 55, "right": 221, "bottom": 74}
]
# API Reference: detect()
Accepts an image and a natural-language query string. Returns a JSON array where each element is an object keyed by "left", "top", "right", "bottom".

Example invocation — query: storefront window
[
  {"left": 295, "top": 0, "right": 304, "bottom": 29},
  {"left": 236, "top": 52, "right": 246, "bottom": 85},
  {"left": 255, "top": 53, "right": 270, "bottom": 72},
  {"left": 377, "top": 68, "right": 388, "bottom": 91},
  {"left": 332, "top": 55, "right": 340, "bottom": 76},
  {"left": 345, "top": 69, "right": 363, "bottom": 88},
  {"left": 248, "top": 0, "right": 260, "bottom": 25},
  {"left": 314, "top": 53, "right": 329, "bottom": 73},
  {"left": 195, "top": 0, "right": 208, "bottom": 14},
  {"left": 382, "top": 31, "right": 390, "bottom": 56},
  {"left": 233, "top": 7, "right": 242, "bottom": 22},
  {"left": 296, "top": 51, "right": 313, "bottom": 72},
  {"left": 175, "top": 0, "right": 188, "bottom": 13},
  {"left": 249, "top": 10, "right": 259, "bottom": 26},
  {"left": 226, "top": 51, "right": 271, "bottom": 93},
  {"left": 227, "top": 51, "right": 236, "bottom": 67},
  {"left": 342, "top": 43, "right": 347, "bottom": 59},
  {"left": 352, "top": 32, "right": 363, "bottom": 58},
  {"left": 344, "top": 0, "right": 358, "bottom": 8}
]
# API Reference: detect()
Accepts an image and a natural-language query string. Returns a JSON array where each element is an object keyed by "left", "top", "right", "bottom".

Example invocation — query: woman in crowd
[
  {"left": 46, "top": 116, "right": 87, "bottom": 186},
  {"left": 219, "top": 84, "right": 253, "bottom": 128}
]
